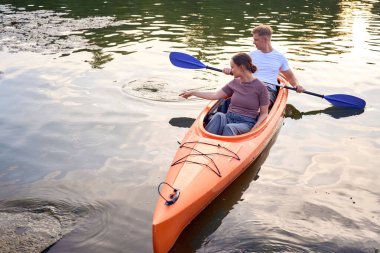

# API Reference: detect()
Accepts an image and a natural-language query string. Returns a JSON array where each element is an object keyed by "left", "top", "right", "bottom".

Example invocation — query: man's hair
[{"left": 252, "top": 25, "right": 273, "bottom": 37}]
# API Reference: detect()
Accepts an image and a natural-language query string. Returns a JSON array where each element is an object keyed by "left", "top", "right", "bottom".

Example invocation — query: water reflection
[
  {"left": 169, "top": 117, "right": 195, "bottom": 128},
  {"left": 1, "top": 0, "right": 380, "bottom": 65},
  {"left": 86, "top": 50, "right": 113, "bottom": 69},
  {"left": 284, "top": 104, "right": 365, "bottom": 120}
]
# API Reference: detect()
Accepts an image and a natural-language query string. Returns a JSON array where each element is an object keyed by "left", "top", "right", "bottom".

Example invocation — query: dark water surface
[{"left": 1, "top": 0, "right": 379, "bottom": 252}]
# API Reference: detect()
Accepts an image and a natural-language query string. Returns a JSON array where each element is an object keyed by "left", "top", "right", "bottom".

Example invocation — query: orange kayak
[{"left": 152, "top": 79, "right": 289, "bottom": 253}]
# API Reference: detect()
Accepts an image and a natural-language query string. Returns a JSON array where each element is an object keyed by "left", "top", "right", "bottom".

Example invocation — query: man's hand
[
  {"left": 223, "top": 68, "right": 232, "bottom": 75},
  {"left": 294, "top": 85, "right": 305, "bottom": 93}
]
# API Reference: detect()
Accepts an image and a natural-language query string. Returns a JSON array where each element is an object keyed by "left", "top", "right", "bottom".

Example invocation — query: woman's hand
[{"left": 179, "top": 90, "right": 193, "bottom": 99}]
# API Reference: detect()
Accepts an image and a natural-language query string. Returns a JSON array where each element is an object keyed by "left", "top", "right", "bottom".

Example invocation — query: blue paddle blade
[
  {"left": 169, "top": 52, "right": 206, "bottom": 69},
  {"left": 324, "top": 94, "right": 366, "bottom": 109}
]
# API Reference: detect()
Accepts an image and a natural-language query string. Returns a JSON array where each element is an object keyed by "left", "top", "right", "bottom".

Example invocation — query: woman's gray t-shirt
[{"left": 222, "top": 78, "right": 269, "bottom": 118}]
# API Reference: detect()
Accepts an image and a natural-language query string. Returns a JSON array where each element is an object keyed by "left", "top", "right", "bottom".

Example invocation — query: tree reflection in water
[{"left": 284, "top": 104, "right": 365, "bottom": 120}]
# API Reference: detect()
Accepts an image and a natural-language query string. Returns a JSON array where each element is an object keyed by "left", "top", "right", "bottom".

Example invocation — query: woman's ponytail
[{"left": 250, "top": 63, "right": 257, "bottom": 73}]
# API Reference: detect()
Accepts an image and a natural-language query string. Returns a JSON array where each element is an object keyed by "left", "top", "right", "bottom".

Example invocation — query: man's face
[{"left": 253, "top": 33, "right": 264, "bottom": 49}]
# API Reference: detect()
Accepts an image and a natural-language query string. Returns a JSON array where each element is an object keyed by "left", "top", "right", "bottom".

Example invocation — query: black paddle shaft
[
  {"left": 269, "top": 83, "right": 324, "bottom": 99},
  {"left": 206, "top": 66, "right": 223, "bottom": 73}
]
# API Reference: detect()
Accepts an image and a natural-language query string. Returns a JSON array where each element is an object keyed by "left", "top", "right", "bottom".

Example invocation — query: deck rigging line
[
  {"left": 157, "top": 141, "right": 241, "bottom": 205},
  {"left": 171, "top": 141, "right": 240, "bottom": 177}
]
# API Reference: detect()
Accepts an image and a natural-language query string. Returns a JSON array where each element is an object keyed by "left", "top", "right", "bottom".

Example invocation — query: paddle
[{"left": 169, "top": 51, "right": 366, "bottom": 109}]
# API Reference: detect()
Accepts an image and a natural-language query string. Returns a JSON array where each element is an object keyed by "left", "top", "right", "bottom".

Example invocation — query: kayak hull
[{"left": 153, "top": 80, "right": 289, "bottom": 253}]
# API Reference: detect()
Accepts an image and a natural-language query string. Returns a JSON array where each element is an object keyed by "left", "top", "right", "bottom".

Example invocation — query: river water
[{"left": 0, "top": 0, "right": 379, "bottom": 252}]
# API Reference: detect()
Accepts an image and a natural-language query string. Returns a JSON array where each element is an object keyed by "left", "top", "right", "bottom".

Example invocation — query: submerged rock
[
  {"left": 0, "top": 202, "right": 84, "bottom": 253},
  {"left": 0, "top": 211, "right": 63, "bottom": 253}
]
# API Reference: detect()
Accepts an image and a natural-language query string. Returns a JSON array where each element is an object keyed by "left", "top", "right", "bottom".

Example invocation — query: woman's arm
[
  {"left": 179, "top": 89, "right": 228, "bottom": 100},
  {"left": 252, "top": 105, "right": 269, "bottom": 129}
]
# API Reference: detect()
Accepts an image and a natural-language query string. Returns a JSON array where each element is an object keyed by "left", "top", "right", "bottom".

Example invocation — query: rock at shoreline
[{"left": 0, "top": 209, "right": 76, "bottom": 253}]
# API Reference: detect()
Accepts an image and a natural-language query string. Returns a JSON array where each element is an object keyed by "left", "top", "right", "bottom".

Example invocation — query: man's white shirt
[{"left": 249, "top": 49, "right": 290, "bottom": 91}]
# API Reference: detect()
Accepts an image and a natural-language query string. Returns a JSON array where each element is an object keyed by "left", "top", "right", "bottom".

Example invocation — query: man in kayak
[
  {"left": 223, "top": 24, "right": 304, "bottom": 106},
  {"left": 180, "top": 53, "right": 269, "bottom": 136}
]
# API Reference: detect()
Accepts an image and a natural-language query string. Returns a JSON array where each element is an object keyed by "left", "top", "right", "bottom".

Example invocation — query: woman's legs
[
  {"left": 205, "top": 112, "right": 256, "bottom": 136},
  {"left": 222, "top": 123, "right": 252, "bottom": 136},
  {"left": 205, "top": 112, "right": 227, "bottom": 135}
]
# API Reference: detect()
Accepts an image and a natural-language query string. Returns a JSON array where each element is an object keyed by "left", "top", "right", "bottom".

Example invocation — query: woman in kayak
[{"left": 179, "top": 52, "right": 269, "bottom": 136}]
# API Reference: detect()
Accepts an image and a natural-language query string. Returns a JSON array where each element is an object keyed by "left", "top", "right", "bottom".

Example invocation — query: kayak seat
[
  {"left": 217, "top": 97, "right": 231, "bottom": 114},
  {"left": 268, "top": 85, "right": 280, "bottom": 110},
  {"left": 203, "top": 97, "right": 230, "bottom": 125}
]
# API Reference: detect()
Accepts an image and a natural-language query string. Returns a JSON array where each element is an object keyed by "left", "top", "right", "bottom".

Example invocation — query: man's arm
[{"left": 281, "top": 69, "right": 304, "bottom": 93}]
